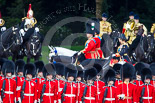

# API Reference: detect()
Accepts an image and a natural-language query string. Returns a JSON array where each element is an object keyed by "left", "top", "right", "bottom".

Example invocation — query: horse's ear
[
  {"left": 12, "top": 27, "right": 15, "bottom": 31},
  {"left": 48, "top": 45, "right": 53, "bottom": 51}
]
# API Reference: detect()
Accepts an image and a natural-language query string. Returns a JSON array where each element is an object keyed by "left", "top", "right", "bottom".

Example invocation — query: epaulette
[
  {"left": 102, "top": 86, "right": 107, "bottom": 88},
  {"left": 22, "top": 17, "right": 27, "bottom": 21},
  {"left": 0, "top": 19, "right": 5, "bottom": 26},
  {"left": 130, "top": 82, "right": 136, "bottom": 85}
]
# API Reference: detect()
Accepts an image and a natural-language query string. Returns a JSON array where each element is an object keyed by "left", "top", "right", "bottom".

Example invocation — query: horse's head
[
  {"left": 12, "top": 27, "right": 23, "bottom": 45},
  {"left": 29, "top": 33, "right": 41, "bottom": 56},
  {"left": 48, "top": 45, "right": 58, "bottom": 58},
  {"left": 147, "top": 33, "right": 155, "bottom": 51}
]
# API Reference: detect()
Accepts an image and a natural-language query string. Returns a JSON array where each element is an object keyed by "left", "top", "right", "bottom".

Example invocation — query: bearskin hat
[
  {"left": 15, "top": 59, "right": 25, "bottom": 73},
  {"left": 84, "top": 67, "right": 98, "bottom": 81},
  {"left": 104, "top": 69, "right": 116, "bottom": 85},
  {"left": 76, "top": 65, "right": 84, "bottom": 78},
  {"left": 93, "top": 63, "right": 102, "bottom": 76},
  {"left": 43, "top": 63, "right": 56, "bottom": 77},
  {"left": 2, "top": 60, "right": 15, "bottom": 75},
  {"left": 34, "top": 61, "right": 44, "bottom": 73},
  {"left": 113, "top": 63, "right": 122, "bottom": 75},
  {"left": 150, "top": 63, "right": 155, "bottom": 76},
  {"left": 121, "top": 63, "right": 135, "bottom": 81},
  {"left": 65, "top": 64, "right": 77, "bottom": 79},
  {"left": 0, "top": 58, "right": 7, "bottom": 72},
  {"left": 86, "top": 18, "right": 100, "bottom": 36},
  {"left": 141, "top": 68, "right": 152, "bottom": 83},
  {"left": 134, "top": 62, "right": 145, "bottom": 75},
  {"left": 54, "top": 62, "right": 65, "bottom": 76},
  {"left": 24, "top": 63, "right": 36, "bottom": 77}
]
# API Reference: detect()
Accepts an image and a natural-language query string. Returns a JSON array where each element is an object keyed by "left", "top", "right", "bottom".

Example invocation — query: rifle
[
  {"left": 40, "top": 81, "right": 46, "bottom": 102},
  {"left": 103, "top": 88, "right": 108, "bottom": 103},
  {"left": 15, "top": 66, "right": 18, "bottom": 84},
  {"left": 21, "top": 81, "right": 26, "bottom": 101},
  {"left": 1, "top": 69, "right": 6, "bottom": 101},
  {"left": 21, "top": 70, "right": 27, "bottom": 102},
  {"left": 140, "top": 87, "right": 145, "bottom": 103},
  {"left": 35, "top": 69, "right": 39, "bottom": 83},
  {"left": 61, "top": 83, "right": 67, "bottom": 102},
  {"left": 82, "top": 86, "right": 87, "bottom": 103}
]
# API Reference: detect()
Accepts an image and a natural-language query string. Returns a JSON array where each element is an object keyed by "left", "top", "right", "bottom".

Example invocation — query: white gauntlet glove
[
  {"left": 35, "top": 27, "right": 39, "bottom": 32},
  {"left": 19, "top": 29, "right": 25, "bottom": 36},
  {"left": 1, "top": 27, "right": 6, "bottom": 31}
]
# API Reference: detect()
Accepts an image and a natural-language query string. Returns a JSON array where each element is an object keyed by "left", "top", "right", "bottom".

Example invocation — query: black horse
[
  {"left": 147, "top": 33, "right": 155, "bottom": 63},
  {"left": 24, "top": 31, "right": 42, "bottom": 63},
  {"left": 101, "top": 34, "right": 113, "bottom": 58},
  {"left": 130, "top": 35, "right": 148, "bottom": 62},
  {"left": 10, "top": 25, "right": 24, "bottom": 61},
  {"left": 0, "top": 27, "right": 16, "bottom": 58}
]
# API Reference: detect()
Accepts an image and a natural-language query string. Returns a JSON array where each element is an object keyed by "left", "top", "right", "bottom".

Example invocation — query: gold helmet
[{"left": 126, "top": 19, "right": 135, "bottom": 32}]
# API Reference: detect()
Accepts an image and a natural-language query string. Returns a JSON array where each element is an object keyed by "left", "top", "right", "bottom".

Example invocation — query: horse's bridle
[{"left": 0, "top": 29, "right": 15, "bottom": 51}]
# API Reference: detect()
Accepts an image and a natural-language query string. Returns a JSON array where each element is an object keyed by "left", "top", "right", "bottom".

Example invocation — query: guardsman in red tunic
[
  {"left": 33, "top": 61, "right": 45, "bottom": 102},
  {"left": 76, "top": 66, "right": 85, "bottom": 103},
  {"left": 53, "top": 63, "right": 66, "bottom": 103},
  {"left": 93, "top": 64, "right": 105, "bottom": 102},
  {"left": 38, "top": 63, "right": 57, "bottom": 103},
  {"left": 60, "top": 64, "right": 77, "bottom": 103},
  {"left": 83, "top": 67, "right": 98, "bottom": 103},
  {"left": 133, "top": 62, "right": 146, "bottom": 86},
  {"left": 80, "top": 18, "right": 98, "bottom": 59},
  {"left": 99, "top": 69, "right": 117, "bottom": 103},
  {"left": 0, "top": 60, "right": 16, "bottom": 103},
  {"left": 150, "top": 63, "right": 155, "bottom": 103},
  {"left": 113, "top": 63, "right": 122, "bottom": 87},
  {"left": 138, "top": 68, "right": 154, "bottom": 103},
  {"left": 13, "top": 59, "right": 25, "bottom": 101},
  {"left": 117, "top": 63, "right": 138, "bottom": 103},
  {"left": 17, "top": 63, "right": 37, "bottom": 103}
]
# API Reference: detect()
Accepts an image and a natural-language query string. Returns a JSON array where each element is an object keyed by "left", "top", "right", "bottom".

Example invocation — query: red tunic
[
  {"left": 84, "top": 85, "right": 98, "bottom": 103},
  {"left": 94, "top": 80, "right": 105, "bottom": 102},
  {"left": 0, "top": 78, "right": 16, "bottom": 103},
  {"left": 150, "top": 80, "right": 155, "bottom": 103},
  {"left": 55, "top": 79, "right": 65, "bottom": 102},
  {"left": 13, "top": 76, "right": 25, "bottom": 100},
  {"left": 83, "top": 38, "right": 97, "bottom": 59},
  {"left": 99, "top": 86, "right": 118, "bottom": 103},
  {"left": 133, "top": 80, "right": 143, "bottom": 86},
  {"left": 138, "top": 84, "right": 154, "bottom": 103},
  {"left": 38, "top": 80, "right": 56, "bottom": 103},
  {"left": 62, "top": 82, "right": 77, "bottom": 103},
  {"left": 93, "top": 36, "right": 104, "bottom": 58},
  {"left": 17, "top": 80, "right": 38, "bottom": 103},
  {"left": 114, "top": 79, "right": 122, "bottom": 87},
  {"left": 117, "top": 82, "right": 138, "bottom": 103},
  {"left": 76, "top": 82, "right": 85, "bottom": 103},
  {"left": 32, "top": 77, "right": 45, "bottom": 101}
]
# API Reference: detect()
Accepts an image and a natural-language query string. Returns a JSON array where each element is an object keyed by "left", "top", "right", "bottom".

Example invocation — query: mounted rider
[
  {"left": 114, "top": 33, "right": 131, "bottom": 63},
  {"left": 19, "top": 4, "right": 39, "bottom": 43},
  {"left": 99, "top": 13, "right": 112, "bottom": 37},
  {"left": 122, "top": 11, "right": 136, "bottom": 45},
  {"left": 128, "top": 15, "right": 146, "bottom": 57},
  {"left": 0, "top": 11, "right": 6, "bottom": 34},
  {"left": 80, "top": 18, "right": 99, "bottom": 59},
  {"left": 150, "top": 23, "right": 155, "bottom": 38}
]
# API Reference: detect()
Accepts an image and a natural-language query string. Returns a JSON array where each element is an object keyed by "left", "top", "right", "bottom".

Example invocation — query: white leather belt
[
  {"left": 105, "top": 98, "right": 115, "bottom": 101},
  {"left": 4, "top": 91, "right": 14, "bottom": 94},
  {"left": 24, "top": 93, "right": 34, "bottom": 96},
  {"left": 84, "top": 97, "right": 95, "bottom": 100},
  {"left": 44, "top": 93, "right": 54, "bottom": 96},
  {"left": 64, "top": 94, "right": 76, "bottom": 97},
  {"left": 142, "top": 97, "right": 153, "bottom": 99}
]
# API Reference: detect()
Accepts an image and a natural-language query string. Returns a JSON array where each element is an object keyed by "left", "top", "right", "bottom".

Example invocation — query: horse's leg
[
  {"left": 34, "top": 55, "right": 40, "bottom": 62},
  {"left": 27, "top": 55, "right": 31, "bottom": 63}
]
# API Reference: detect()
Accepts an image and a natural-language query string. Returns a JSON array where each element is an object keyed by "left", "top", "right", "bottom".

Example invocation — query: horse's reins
[{"left": 0, "top": 29, "right": 15, "bottom": 51}]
